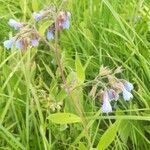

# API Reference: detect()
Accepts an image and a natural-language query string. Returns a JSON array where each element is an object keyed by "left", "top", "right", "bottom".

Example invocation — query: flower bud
[
  {"left": 101, "top": 91, "right": 112, "bottom": 113},
  {"left": 122, "top": 87, "right": 133, "bottom": 101},
  {"left": 3, "top": 38, "right": 15, "bottom": 49},
  {"left": 123, "top": 81, "right": 134, "bottom": 92},
  {"left": 47, "top": 30, "right": 54, "bottom": 40},
  {"left": 8, "top": 19, "right": 23, "bottom": 30}
]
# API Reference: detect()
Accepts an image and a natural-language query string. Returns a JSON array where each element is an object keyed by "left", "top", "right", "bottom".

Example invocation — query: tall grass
[{"left": 0, "top": 0, "right": 150, "bottom": 149}]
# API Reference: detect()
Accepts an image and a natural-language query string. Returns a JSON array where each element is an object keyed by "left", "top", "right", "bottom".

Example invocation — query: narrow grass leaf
[{"left": 32, "top": 0, "right": 39, "bottom": 11}]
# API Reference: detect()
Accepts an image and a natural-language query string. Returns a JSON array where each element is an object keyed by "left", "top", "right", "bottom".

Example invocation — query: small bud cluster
[
  {"left": 38, "top": 90, "right": 63, "bottom": 112},
  {"left": 90, "top": 66, "right": 134, "bottom": 113},
  {"left": 49, "top": 101, "right": 63, "bottom": 112},
  {"left": 3, "top": 5, "right": 71, "bottom": 50}
]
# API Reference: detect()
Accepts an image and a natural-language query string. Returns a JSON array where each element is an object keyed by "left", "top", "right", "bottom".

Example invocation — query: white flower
[
  {"left": 122, "top": 88, "right": 133, "bottom": 101},
  {"left": 123, "top": 81, "right": 134, "bottom": 92},
  {"left": 101, "top": 91, "right": 112, "bottom": 113},
  {"left": 3, "top": 38, "right": 14, "bottom": 49},
  {"left": 8, "top": 19, "right": 23, "bottom": 30}
]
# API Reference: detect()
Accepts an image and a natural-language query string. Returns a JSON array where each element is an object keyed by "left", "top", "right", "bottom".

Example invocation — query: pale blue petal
[
  {"left": 8, "top": 19, "right": 22, "bottom": 30},
  {"left": 101, "top": 91, "right": 112, "bottom": 113},
  {"left": 15, "top": 40, "right": 23, "bottom": 49},
  {"left": 47, "top": 31, "right": 54, "bottom": 40},
  {"left": 31, "top": 39, "right": 39, "bottom": 47},
  {"left": 122, "top": 88, "right": 133, "bottom": 101},
  {"left": 124, "top": 81, "right": 134, "bottom": 92},
  {"left": 62, "top": 19, "right": 70, "bottom": 29},
  {"left": 101, "top": 99, "right": 112, "bottom": 113},
  {"left": 33, "top": 12, "right": 43, "bottom": 21},
  {"left": 3, "top": 39, "right": 14, "bottom": 49}
]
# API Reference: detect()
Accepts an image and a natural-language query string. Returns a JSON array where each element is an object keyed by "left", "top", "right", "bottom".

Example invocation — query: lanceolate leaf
[
  {"left": 97, "top": 120, "right": 121, "bottom": 150},
  {"left": 39, "top": 20, "right": 52, "bottom": 36},
  {"left": 47, "top": 113, "right": 81, "bottom": 124}
]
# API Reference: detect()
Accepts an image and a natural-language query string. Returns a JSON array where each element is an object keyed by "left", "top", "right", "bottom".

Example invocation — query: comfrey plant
[
  {"left": 3, "top": 0, "right": 71, "bottom": 115},
  {"left": 90, "top": 66, "right": 134, "bottom": 113},
  {"left": 3, "top": 5, "right": 71, "bottom": 51},
  {"left": 3, "top": 3, "right": 72, "bottom": 112}
]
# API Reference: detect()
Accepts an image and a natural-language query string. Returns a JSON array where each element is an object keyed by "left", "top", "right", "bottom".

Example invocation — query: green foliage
[
  {"left": 97, "top": 120, "right": 120, "bottom": 150},
  {"left": 47, "top": 113, "right": 81, "bottom": 124},
  {"left": 75, "top": 53, "right": 85, "bottom": 84},
  {"left": 0, "top": 0, "right": 150, "bottom": 149}
]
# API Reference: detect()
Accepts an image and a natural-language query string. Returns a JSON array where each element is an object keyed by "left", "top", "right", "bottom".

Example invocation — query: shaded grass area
[{"left": 0, "top": 0, "right": 150, "bottom": 149}]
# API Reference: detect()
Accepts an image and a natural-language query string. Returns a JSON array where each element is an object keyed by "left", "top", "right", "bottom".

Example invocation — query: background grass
[{"left": 0, "top": 0, "right": 150, "bottom": 149}]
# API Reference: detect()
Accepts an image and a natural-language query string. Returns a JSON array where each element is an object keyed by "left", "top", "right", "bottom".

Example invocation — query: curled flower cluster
[
  {"left": 3, "top": 19, "right": 40, "bottom": 50},
  {"left": 32, "top": 5, "right": 56, "bottom": 21},
  {"left": 32, "top": 7, "right": 71, "bottom": 41},
  {"left": 3, "top": 6, "right": 71, "bottom": 50},
  {"left": 101, "top": 80, "right": 134, "bottom": 113},
  {"left": 45, "top": 11, "right": 71, "bottom": 40},
  {"left": 90, "top": 66, "right": 134, "bottom": 113}
]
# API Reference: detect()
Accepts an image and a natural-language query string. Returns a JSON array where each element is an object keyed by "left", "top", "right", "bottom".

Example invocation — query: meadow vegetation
[{"left": 0, "top": 0, "right": 150, "bottom": 149}]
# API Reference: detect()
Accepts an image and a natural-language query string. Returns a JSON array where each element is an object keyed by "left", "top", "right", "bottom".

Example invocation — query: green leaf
[
  {"left": 39, "top": 20, "right": 52, "bottom": 36},
  {"left": 47, "top": 113, "right": 81, "bottom": 124},
  {"left": 75, "top": 54, "right": 85, "bottom": 83},
  {"left": 97, "top": 120, "right": 121, "bottom": 150},
  {"left": 56, "top": 89, "right": 67, "bottom": 102}
]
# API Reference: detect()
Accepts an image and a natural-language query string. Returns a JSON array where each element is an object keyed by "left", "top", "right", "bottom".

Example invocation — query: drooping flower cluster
[
  {"left": 45, "top": 11, "right": 71, "bottom": 40},
  {"left": 90, "top": 66, "right": 134, "bottom": 113},
  {"left": 3, "top": 5, "right": 71, "bottom": 50},
  {"left": 32, "top": 7, "right": 71, "bottom": 41},
  {"left": 3, "top": 19, "right": 41, "bottom": 50}
]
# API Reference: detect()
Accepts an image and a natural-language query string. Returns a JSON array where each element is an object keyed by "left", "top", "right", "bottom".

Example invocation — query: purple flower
[
  {"left": 47, "top": 31, "right": 54, "bottom": 40},
  {"left": 123, "top": 81, "right": 134, "bottom": 92},
  {"left": 62, "top": 19, "right": 70, "bottom": 29},
  {"left": 8, "top": 19, "right": 23, "bottom": 30},
  {"left": 62, "top": 12, "right": 71, "bottom": 29},
  {"left": 107, "top": 89, "right": 119, "bottom": 101},
  {"left": 3, "top": 38, "right": 14, "bottom": 49},
  {"left": 31, "top": 39, "right": 39, "bottom": 47},
  {"left": 122, "top": 87, "right": 133, "bottom": 101},
  {"left": 57, "top": 11, "right": 71, "bottom": 30},
  {"left": 101, "top": 91, "right": 112, "bottom": 113},
  {"left": 33, "top": 12, "right": 43, "bottom": 21}
]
